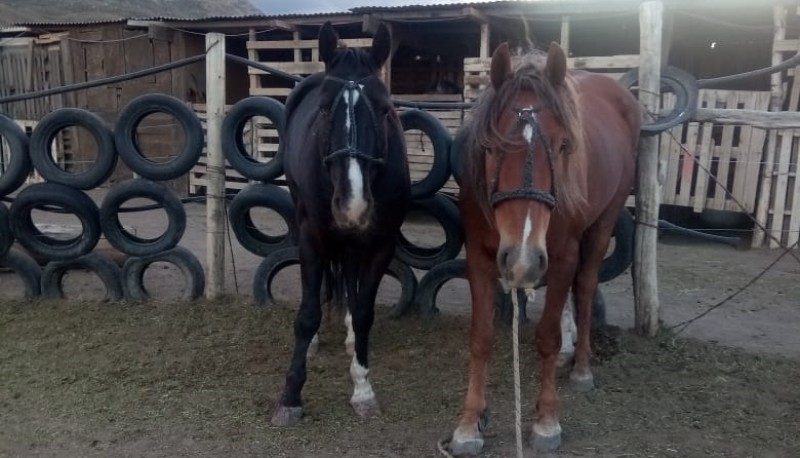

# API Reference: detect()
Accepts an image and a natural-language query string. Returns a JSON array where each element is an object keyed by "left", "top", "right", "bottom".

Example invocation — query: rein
[
  {"left": 321, "top": 75, "right": 386, "bottom": 166},
  {"left": 489, "top": 107, "right": 558, "bottom": 208}
]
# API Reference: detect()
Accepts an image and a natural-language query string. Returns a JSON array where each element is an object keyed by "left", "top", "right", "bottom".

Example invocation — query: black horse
[{"left": 271, "top": 22, "right": 411, "bottom": 426}]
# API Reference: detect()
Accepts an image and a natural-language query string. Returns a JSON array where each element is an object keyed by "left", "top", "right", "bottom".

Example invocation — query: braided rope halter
[
  {"left": 320, "top": 75, "right": 386, "bottom": 167},
  {"left": 489, "top": 106, "right": 558, "bottom": 210}
]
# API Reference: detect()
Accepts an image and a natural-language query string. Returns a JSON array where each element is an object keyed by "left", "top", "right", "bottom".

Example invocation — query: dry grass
[{"left": 1, "top": 299, "right": 798, "bottom": 458}]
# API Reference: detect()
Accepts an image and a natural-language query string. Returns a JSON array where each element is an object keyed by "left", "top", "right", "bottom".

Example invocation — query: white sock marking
[
  {"left": 350, "top": 356, "right": 375, "bottom": 403},
  {"left": 344, "top": 311, "right": 355, "bottom": 353},
  {"left": 560, "top": 305, "right": 577, "bottom": 355}
]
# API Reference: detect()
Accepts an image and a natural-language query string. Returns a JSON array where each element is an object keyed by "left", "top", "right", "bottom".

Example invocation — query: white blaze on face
[
  {"left": 519, "top": 209, "right": 533, "bottom": 263},
  {"left": 342, "top": 87, "right": 368, "bottom": 225},
  {"left": 350, "top": 356, "right": 376, "bottom": 403}
]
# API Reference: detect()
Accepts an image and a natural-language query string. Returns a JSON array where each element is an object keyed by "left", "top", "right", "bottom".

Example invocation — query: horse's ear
[
  {"left": 490, "top": 42, "right": 512, "bottom": 90},
  {"left": 370, "top": 22, "right": 391, "bottom": 70},
  {"left": 544, "top": 41, "right": 567, "bottom": 87},
  {"left": 319, "top": 21, "right": 339, "bottom": 66}
]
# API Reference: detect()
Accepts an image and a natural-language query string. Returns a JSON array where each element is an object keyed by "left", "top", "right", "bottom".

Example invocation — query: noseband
[
  {"left": 321, "top": 75, "right": 385, "bottom": 166},
  {"left": 490, "top": 107, "right": 557, "bottom": 208}
]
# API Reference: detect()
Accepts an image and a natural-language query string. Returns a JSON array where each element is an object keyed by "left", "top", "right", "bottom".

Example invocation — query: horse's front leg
[
  {"left": 271, "top": 233, "right": 325, "bottom": 427},
  {"left": 531, "top": 241, "right": 579, "bottom": 452},
  {"left": 347, "top": 240, "right": 394, "bottom": 418},
  {"left": 450, "top": 247, "right": 497, "bottom": 456}
]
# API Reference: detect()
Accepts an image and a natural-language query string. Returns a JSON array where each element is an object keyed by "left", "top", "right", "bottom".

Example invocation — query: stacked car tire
[{"left": 0, "top": 94, "right": 206, "bottom": 301}]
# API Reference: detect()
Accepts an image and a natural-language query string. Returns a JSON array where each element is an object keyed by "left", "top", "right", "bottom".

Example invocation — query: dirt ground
[{"left": 1, "top": 191, "right": 800, "bottom": 457}]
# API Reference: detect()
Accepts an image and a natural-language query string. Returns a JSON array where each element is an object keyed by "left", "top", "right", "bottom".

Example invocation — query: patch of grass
[{"left": 1, "top": 299, "right": 799, "bottom": 457}]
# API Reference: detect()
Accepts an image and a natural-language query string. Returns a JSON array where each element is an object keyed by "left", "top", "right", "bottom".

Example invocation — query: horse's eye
[{"left": 559, "top": 140, "right": 568, "bottom": 153}]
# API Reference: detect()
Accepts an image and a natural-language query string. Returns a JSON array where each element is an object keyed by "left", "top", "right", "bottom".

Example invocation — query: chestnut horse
[
  {"left": 449, "top": 42, "right": 641, "bottom": 454},
  {"left": 271, "top": 22, "right": 410, "bottom": 426}
]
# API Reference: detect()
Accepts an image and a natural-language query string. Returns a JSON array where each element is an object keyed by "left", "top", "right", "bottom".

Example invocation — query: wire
[
  {"left": 670, "top": 239, "right": 799, "bottom": 336},
  {"left": 163, "top": 26, "right": 277, "bottom": 38}
]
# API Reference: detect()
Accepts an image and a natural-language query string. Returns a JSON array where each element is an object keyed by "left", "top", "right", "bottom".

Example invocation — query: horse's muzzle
[{"left": 497, "top": 244, "right": 548, "bottom": 288}]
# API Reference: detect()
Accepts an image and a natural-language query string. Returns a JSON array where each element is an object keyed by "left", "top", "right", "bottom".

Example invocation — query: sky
[{"left": 249, "top": 0, "right": 481, "bottom": 15}]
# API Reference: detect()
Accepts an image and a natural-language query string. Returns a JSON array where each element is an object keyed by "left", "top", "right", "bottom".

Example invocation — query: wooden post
[
  {"left": 633, "top": 1, "right": 663, "bottom": 337},
  {"left": 480, "top": 23, "right": 490, "bottom": 59},
  {"left": 560, "top": 16, "right": 570, "bottom": 55},
  {"left": 752, "top": 4, "right": 788, "bottom": 248},
  {"left": 205, "top": 33, "right": 226, "bottom": 299}
]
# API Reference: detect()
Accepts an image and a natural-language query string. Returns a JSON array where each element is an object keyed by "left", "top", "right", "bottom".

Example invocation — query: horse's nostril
[
  {"left": 498, "top": 248, "right": 510, "bottom": 269},
  {"left": 538, "top": 252, "right": 548, "bottom": 272}
]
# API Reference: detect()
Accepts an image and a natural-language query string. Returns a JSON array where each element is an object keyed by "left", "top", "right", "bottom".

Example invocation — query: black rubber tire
[
  {"left": 618, "top": 65, "right": 699, "bottom": 134},
  {"left": 0, "top": 202, "right": 12, "bottom": 258},
  {"left": 41, "top": 251, "right": 123, "bottom": 301},
  {"left": 122, "top": 246, "right": 205, "bottom": 301},
  {"left": 0, "top": 248, "right": 41, "bottom": 299},
  {"left": 10, "top": 183, "right": 101, "bottom": 261},
  {"left": 228, "top": 183, "right": 297, "bottom": 257},
  {"left": 114, "top": 94, "right": 203, "bottom": 181},
  {"left": 100, "top": 179, "right": 186, "bottom": 256},
  {"left": 222, "top": 96, "right": 286, "bottom": 182},
  {"left": 385, "top": 257, "right": 419, "bottom": 318},
  {"left": 449, "top": 126, "right": 469, "bottom": 186},
  {"left": 395, "top": 193, "right": 463, "bottom": 270},
  {"left": 30, "top": 108, "right": 117, "bottom": 189},
  {"left": 599, "top": 209, "right": 635, "bottom": 283},
  {"left": 415, "top": 258, "right": 466, "bottom": 315},
  {"left": 253, "top": 246, "right": 299, "bottom": 307},
  {"left": 0, "top": 114, "right": 32, "bottom": 197},
  {"left": 400, "top": 109, "right": 452, "bottom": 199}
]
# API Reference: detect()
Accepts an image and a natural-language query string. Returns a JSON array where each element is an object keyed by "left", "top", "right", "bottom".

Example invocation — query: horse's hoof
[
  {"left": 450, "top": 425, "right": 484, "bottom": 456},
  {"left": 556, "top": 352, "right": 574, "bottom": 368},
  {"left": 271, "top": 405, "right": 303, "bottom": 427},
  {"left": 570, "top": 371, "right": 595, "bottom": 392},
  {"left": 530, "top": 430, "right": 562, "bottom": 453},
  {"left": 351, "top": 396, "right": 381, "bottom": 418}
]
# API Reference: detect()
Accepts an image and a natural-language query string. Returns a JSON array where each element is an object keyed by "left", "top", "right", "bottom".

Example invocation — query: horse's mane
[{"left": 464, "top": 50, "right": 587, "bottom": 222}]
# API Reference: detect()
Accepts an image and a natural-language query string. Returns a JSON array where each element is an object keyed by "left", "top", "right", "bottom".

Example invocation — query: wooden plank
[
  {"left": 788, "top": 133, "right": 800, "bottom": 248},
  {"left": 249, "top": 61, "right": 324, "bottom": 75},
  {"left": 568, "top": 54, "right": 639, "bottom": 69},
  {"left": 769, "top": 131, "right": 793, "bottom": 247},
  {"left": 693, "top": 118, "right": 714, "bottom": 213},
  {"left": 250, "top": 87, "right": 293, "bottom": 97},
  {"left": 247, "top": 38, "right": 373, "bottom": 50},
  {"left": 676, "top": 122, "right": 699, "bottom": 207},
  {"left": 710, "top": 91, "right": 738, "bottom": 209},
  {"left": 692, "top": 108, "right": 800, "bottom": 129}
]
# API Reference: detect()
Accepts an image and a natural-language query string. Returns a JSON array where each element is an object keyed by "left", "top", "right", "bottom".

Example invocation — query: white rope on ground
[{"left": 511, "top": 288, "right": 524, "bottom": 458}]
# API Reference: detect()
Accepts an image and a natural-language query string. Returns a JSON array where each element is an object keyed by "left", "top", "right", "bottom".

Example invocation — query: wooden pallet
[
  {"left": 658, "top": 90, "right": 770, "bottom": 214},
  {"left": 247, "top": 31, "right": 374, "bottom": 99}
]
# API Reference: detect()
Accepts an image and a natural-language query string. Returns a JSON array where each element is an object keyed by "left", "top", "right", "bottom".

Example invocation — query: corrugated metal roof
[{"left": 2, "top": 0, "right": 263, "bottom": 27}]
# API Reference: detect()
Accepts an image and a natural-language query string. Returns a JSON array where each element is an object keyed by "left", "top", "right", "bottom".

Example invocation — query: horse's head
[
  {"left": 316, "top": 21, "right": 393, "bottom": 231},
  {"left": 472, "top": 41, "right": 583, "bottom": 288}
]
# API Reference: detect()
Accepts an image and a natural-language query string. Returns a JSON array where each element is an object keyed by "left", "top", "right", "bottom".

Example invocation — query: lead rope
[
  {"left": 435, "top": 289, "right": 529, "bottom": 458},
  {"left": 511, "top": 288, "right": 525, "bottom": 458}
]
